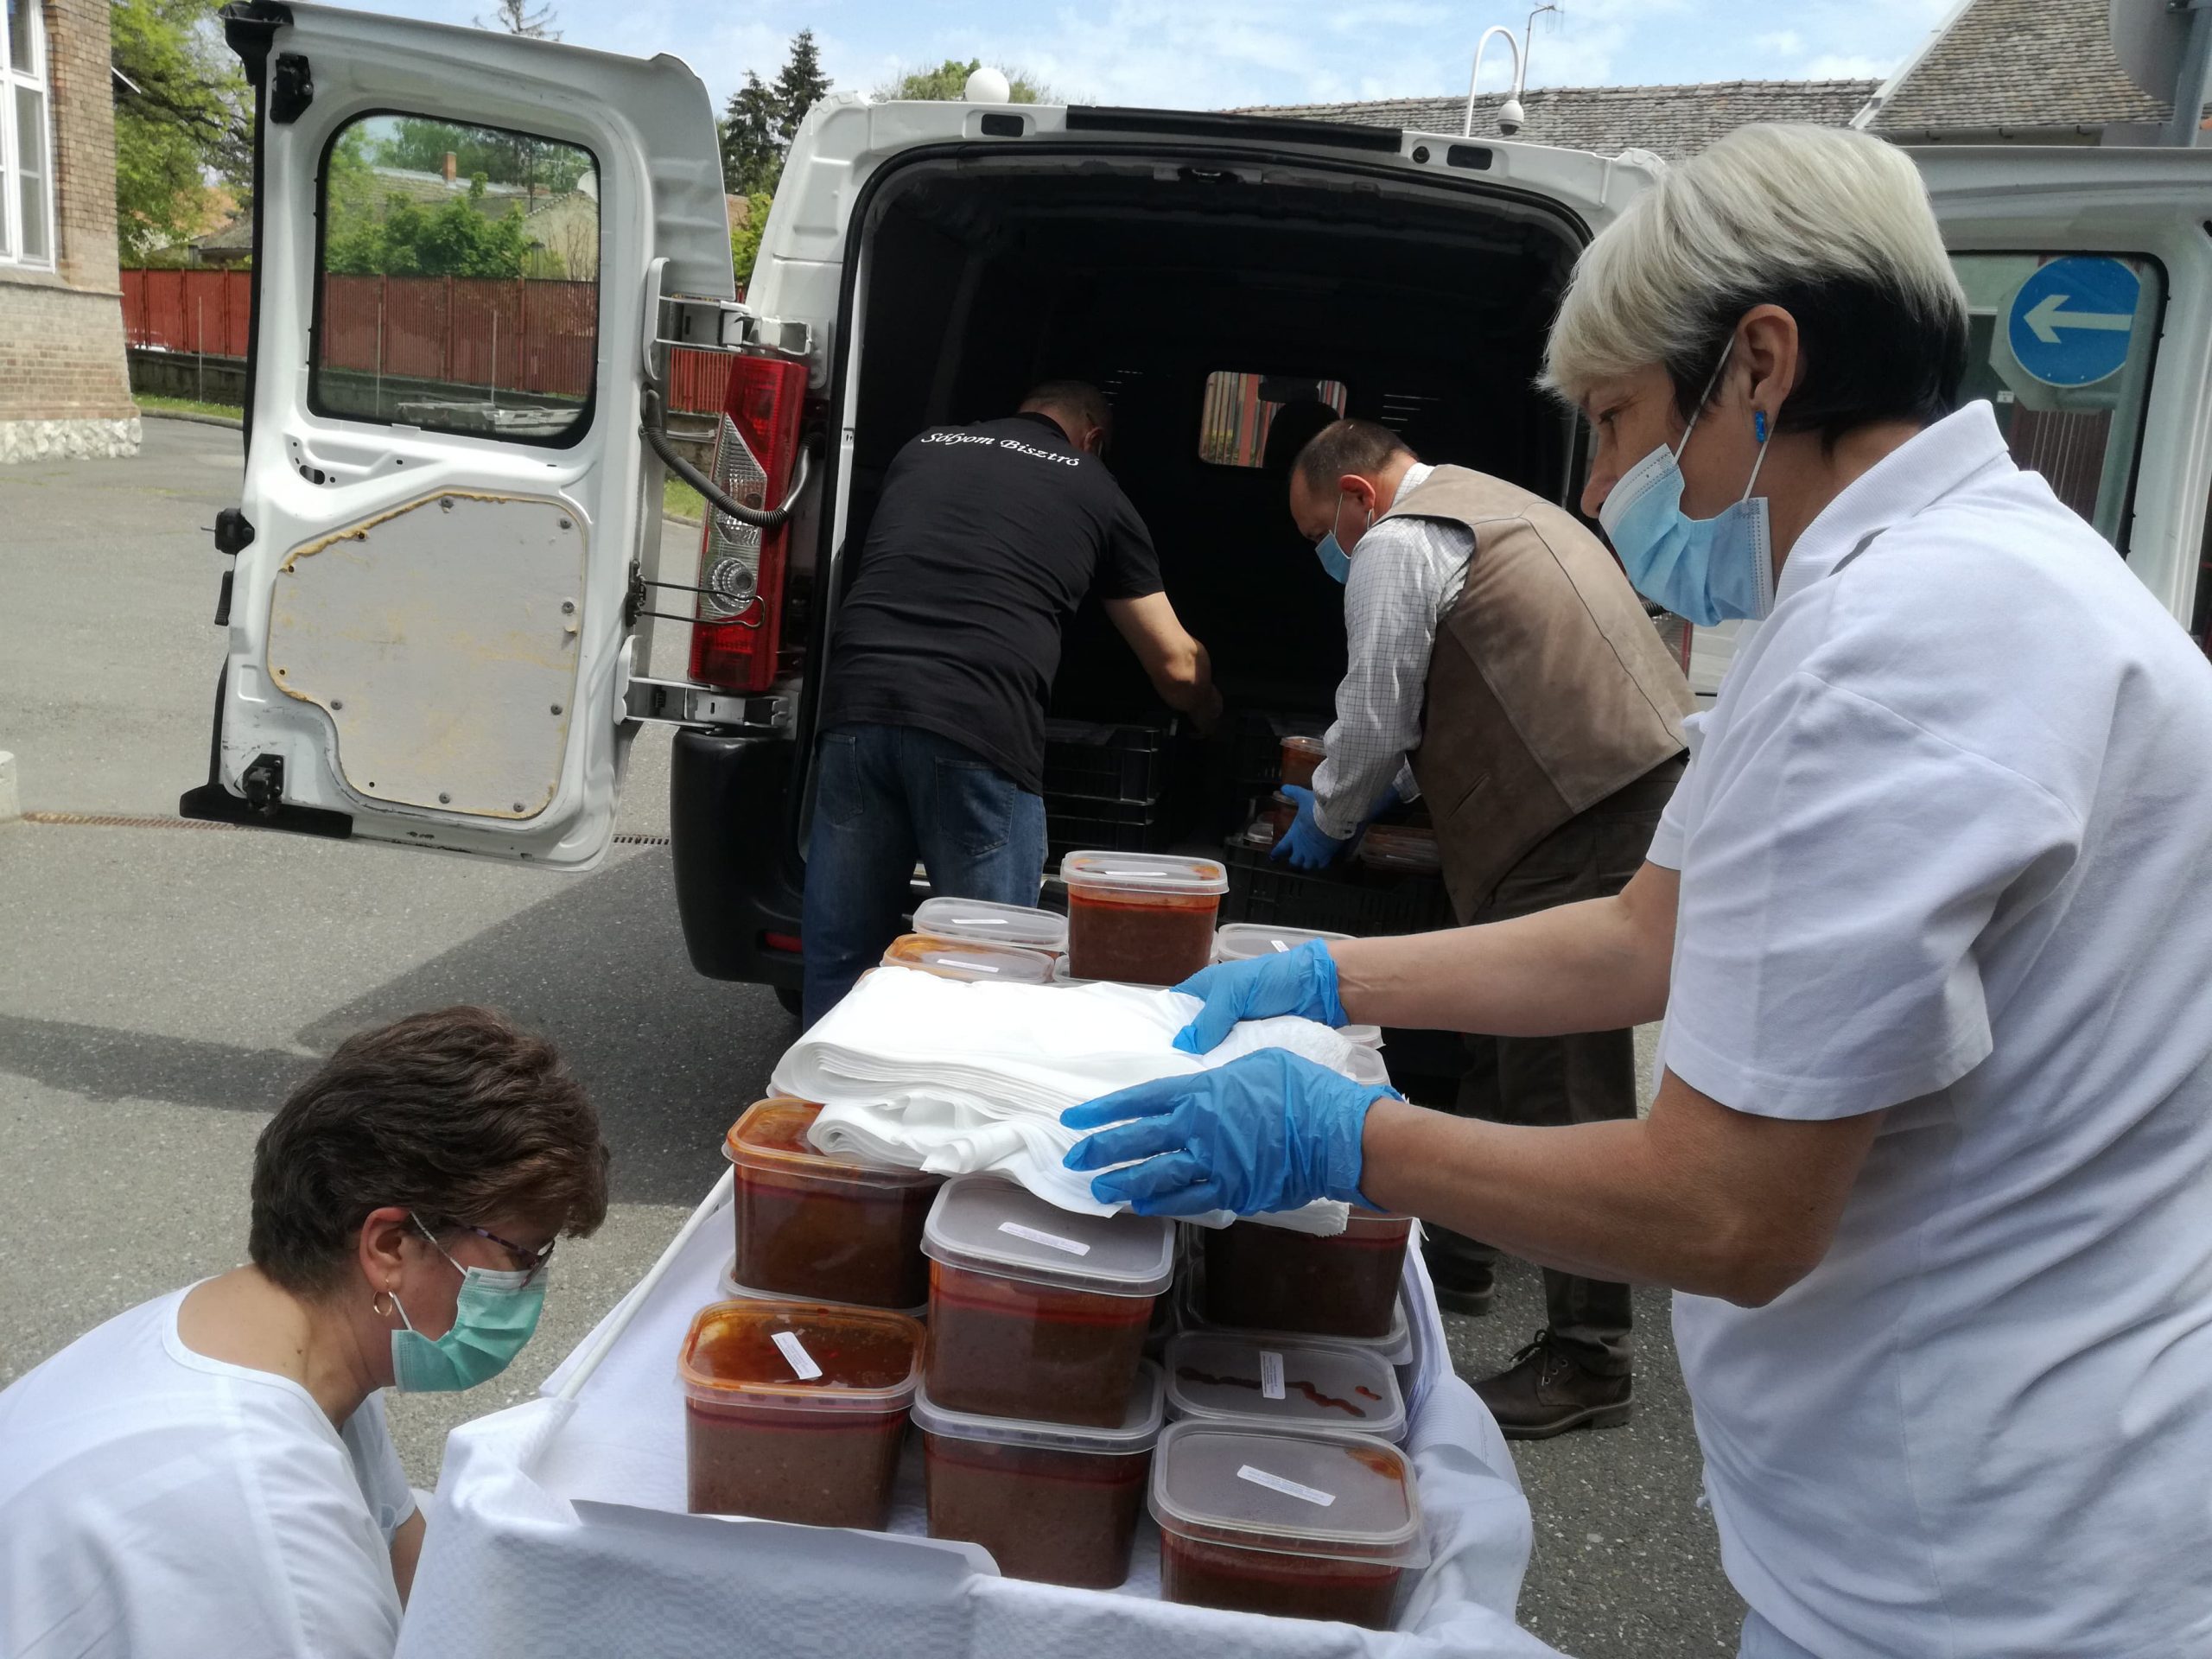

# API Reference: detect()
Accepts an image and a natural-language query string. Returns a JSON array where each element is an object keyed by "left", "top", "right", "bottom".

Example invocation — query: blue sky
[{"left": 363, "top": 0, "right": 1962, "bottom": 116}]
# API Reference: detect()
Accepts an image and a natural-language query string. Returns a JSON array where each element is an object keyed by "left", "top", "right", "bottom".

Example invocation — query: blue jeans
[{"left": 800, "top": 722, "right": 1048, "bottom": 1026}]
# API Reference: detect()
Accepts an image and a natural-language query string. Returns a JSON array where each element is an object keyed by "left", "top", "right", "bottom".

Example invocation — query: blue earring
[{"left": 1754, "top": 410, "right": 1768, "bottom": 443}]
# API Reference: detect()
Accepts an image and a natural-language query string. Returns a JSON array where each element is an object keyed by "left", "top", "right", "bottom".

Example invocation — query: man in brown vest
[{"left": 1285, "top": 418, "right": 1693, "bottom": 1438}]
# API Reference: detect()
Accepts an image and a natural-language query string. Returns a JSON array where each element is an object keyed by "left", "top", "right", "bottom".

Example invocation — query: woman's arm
[
  {"left": 390, "top": 1510, "right": 425, "bottom": 1605},
  {"left": 1333, "top": 860, "right": 1679, "bottom": 1037}
]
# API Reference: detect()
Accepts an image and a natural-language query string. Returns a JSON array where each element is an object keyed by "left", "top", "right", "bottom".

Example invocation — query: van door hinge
[
  {"left": 240, "top": 753, "right": 287, "bottom": 818},
  {"left": 214, "top": 506, "right": 255, "bottom": 556},
  {"left": 621, "top": 675, "right": 793, "bottom": 734},
  {"left": 655, "top": 295, "right": 811, "bottom": 361},
  {"left": 269, "top": 52, "right": 312, "bottom": 123}
]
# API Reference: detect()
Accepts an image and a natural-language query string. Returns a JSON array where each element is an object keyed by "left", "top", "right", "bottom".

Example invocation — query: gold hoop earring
[{"left": 372, "top": 1289, "right": 394, "bottom": 1318}]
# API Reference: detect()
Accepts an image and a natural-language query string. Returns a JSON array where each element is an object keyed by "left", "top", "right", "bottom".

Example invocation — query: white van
[{"left": 183, "top": 1, "right": 2212, "bottom": 1014}]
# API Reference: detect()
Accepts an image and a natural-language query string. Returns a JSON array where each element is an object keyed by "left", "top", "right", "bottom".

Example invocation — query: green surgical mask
[{"left": 389, "top": 1217, "right": 549, "bottom": 1393}]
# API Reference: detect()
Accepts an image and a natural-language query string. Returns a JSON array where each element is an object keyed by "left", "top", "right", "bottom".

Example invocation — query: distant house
[{"left": 1234, "top": 79, "right": 1881, "bottom": 162}]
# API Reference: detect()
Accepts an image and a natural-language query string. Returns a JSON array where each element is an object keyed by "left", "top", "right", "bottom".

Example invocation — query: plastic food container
[
  {"left": 1164, "top": 1332, "right": 1406, "bottom": 1443},
  {"left": 880, "top": 933, "right": 1058, "bottom": 985},
  {"left": 725, "top": 1099, "right": 942, "bottom": 1311},
  {"left": 915, "top": 1360, "right": 1165, "bottom": 1587},
  {"left": 1279, "top": 734, "right": 1326, "bottom": 791},
  {"left": 1179, "top": 1274, "right": 1414, "bottom": 1369},
  {"left": 1152, "top": 1422, "right": 1426, "bottom": 1627},
  {"left": 1201, "top": 1211, "right": 1414, "bottom": 1340},
  {"left": 1357, "top": 825, "right": 1442, "bottom": 874},
  {"left": 922, "top": 1175, "right": 1175, "bottom": 1428},
  {"left": 717, "top": 1258, "right": 925, "bottom": 1319},
  {"left": 911, "top": 897, "right": 1068, "bottom": 957},
  {"left": 1213, "top": 922, "right": 1351, "bottom": 963},
  {"left": 1059, "top": 851, "right": 1229, "bottom": 987},
  {"left": 679, "top": 1298, "right": 924, "bottom": 1529}
]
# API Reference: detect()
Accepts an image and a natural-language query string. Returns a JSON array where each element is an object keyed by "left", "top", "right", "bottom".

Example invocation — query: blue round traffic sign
[{"left": 2006, "top": 257, "right": 2140, "bottom": 389}]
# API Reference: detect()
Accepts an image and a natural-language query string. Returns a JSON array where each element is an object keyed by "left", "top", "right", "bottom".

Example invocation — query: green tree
[
  {"left": 877, "top": 58, "right": 1050, "bottom": 103},
  {"left": 110, "top": 0, "right": 251, "bottom": 263},
  {"left": 730, "top": 190, "right": 772, "bottom": 291},
  {"left": 719, "top": 72, "right": 784, "bottom": 197},
  {"left": 771, "top": 29, "right": 831, "bottom": 146},
  {"left": 326, "top": 177, "right": 533, "bottom": 278},
  {"left": 368, "top": 117, "right": 587, "bottom": 194}
]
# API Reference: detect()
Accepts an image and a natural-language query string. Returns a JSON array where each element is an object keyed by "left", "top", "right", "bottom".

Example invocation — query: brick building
[{"left": 1, "top": 0, "right": 138, "bottom": 463}]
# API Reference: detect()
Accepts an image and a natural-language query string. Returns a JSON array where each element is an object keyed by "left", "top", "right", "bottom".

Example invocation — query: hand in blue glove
[
  {"left": 1170, "top": 936, "right": 1346, "bottom": 1055},
  {"left": 1272, "top": 785, "right": 1348, "bottom": 871},
  {"left": 1060, "top": 1047, "right": 1395, "bottom": 1217}
]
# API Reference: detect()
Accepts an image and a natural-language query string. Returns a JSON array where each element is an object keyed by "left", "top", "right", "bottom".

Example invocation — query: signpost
[{"left": 2005, "top": 257, "right": 2141, "bottom": 389}]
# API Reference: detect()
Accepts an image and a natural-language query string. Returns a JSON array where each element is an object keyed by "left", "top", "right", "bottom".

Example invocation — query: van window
[
  {"left": 1950, "top": 252, "right": 2163, "bottom": 551},
  {"left": 313, "top": 112, "right": 600, "bottom": 446},
  {"left": 1198, "top": 372, "right": 1348, "bottom": 469}
]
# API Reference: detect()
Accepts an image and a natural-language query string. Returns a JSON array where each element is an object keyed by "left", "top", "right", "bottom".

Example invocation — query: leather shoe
[
  {"left": 1474, "top": 1330, "right": 1632, "bottom": 1440},
  {"left": 1427, "top": 1259, "right": 1495, "bottom": 1318}
]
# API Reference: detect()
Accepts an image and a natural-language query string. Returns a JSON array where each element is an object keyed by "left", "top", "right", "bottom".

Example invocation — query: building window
[{"left": 2, "top": 0, "right": 52, "bottom": 268}]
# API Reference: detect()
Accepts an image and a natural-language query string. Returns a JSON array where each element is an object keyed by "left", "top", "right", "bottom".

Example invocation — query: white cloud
[
  {"left": 1756, "top": 29, "right": 1806, "bottom": 57},
  {"left": 1803, "top": 53, "right": 1898, "bottom": 79}
]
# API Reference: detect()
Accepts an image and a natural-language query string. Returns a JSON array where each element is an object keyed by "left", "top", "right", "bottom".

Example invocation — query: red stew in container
[
  {"left": 725, "top": 1099, "right": 941, "bottom": 1311},
  {"left": 1059, "top": 851, "right": 1228, "bottom": 987},
  {"left": 1201, "top": 1210, "right": 1414, "bottom": 1340},
  {"left": 914, "top": 1361, "right": 1165, "bottom": 1587},
  {"left": 921, "top": 1175, "right": 1174, "bottom": 1429},
  {"left": 1279, "top": 734, "right": 1326, "bottom": 791},
  {"left": 1151, "top": 1421, "right": 1427, "bottom": 1628},
  {"left": 678, "top": 1299, "right": 923, "bottom": 1529}
]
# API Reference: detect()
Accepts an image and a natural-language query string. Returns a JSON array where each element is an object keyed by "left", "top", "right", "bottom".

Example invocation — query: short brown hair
[
  {"left": 1293, "top": 418, "right": 1414, "bottom": 493},
  {"left": 249, "top": 1007, "right": 608, "bottom": 1296}
]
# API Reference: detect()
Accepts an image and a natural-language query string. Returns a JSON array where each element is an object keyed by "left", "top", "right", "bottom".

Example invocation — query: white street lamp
[{"left": 1464, "top": 4, "right": 1560, "bottom": 138}]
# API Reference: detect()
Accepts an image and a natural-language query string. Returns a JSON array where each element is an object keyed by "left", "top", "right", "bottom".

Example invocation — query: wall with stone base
[{"left": 0, "top": 415, "right": 142, "bottom": 462}]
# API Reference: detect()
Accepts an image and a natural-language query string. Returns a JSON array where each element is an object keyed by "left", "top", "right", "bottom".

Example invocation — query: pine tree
[
  {"left": 719, "top": 71, "right": 784, "bottom": 198},
  {"left": 771, "top": 29, "right": 831, "bottom": 146}
]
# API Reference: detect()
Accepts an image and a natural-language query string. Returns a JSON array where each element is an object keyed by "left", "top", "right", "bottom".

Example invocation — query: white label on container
[
  {"left": 1260, "top": 1351, "right": 1287, "bottom": 1401},
  {"left": 961, "top": 961, "right": 1001, "bottom": 973},
  {"left": 771, "top": 1331, "right": 823, "bottom": 1381},
  {"left": 1238, "top": 1465, "right": 1336, "bottom": 1508},
  {"left": 999, "top": 1220, "right": 1092, "bottom": 1255},
  {"left": 1270, "top": 939, "right": 1292, "bottom": 953}
]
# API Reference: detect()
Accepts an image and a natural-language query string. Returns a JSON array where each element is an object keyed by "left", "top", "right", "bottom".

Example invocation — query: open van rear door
[
  {"left": 1915, "top": 146, "right": 2212, "bottom": 628},
  {"left": 180, "top": 0, "right": 734, "bottom": 867}
]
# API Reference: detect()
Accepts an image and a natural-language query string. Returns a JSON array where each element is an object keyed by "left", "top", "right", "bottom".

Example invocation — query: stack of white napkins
[{"left": 768, "top": 966, "right": 1391, "bottom": 1236}]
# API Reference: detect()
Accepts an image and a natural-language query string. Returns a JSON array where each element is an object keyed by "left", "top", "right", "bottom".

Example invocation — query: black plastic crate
[
  {"left": 1218, "top": 841, "right": 1453, "bottom": 938},
  {"left": 1046, "top": 796, "right": 1172, "bottom": 866},
  {"left": 1042, "top": 720, "right": 1173, "bottom": 804}
]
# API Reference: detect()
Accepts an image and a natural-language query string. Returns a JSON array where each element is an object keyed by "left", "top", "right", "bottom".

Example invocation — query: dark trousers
[
  {"left": 1423, "top": 757, "right": 1684, "bottom": 1376},
  {"left": 799, "top": 722, "right": 1048, "bottom": 1027}
]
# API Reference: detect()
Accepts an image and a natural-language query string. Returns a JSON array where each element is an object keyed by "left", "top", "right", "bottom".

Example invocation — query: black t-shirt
[{"left": 818, "top": 412, "right": 1165, "bottom": 793}]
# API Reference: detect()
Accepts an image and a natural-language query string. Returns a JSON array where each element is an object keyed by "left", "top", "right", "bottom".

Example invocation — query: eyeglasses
[{"left": 412, "top": 1212, "right": 556, "bottom": 1281}]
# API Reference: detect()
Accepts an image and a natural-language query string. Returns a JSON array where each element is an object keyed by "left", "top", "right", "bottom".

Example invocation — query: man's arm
[
  {"left": 1333, "top": 859, "right": 1680, "bottom": 1037},
  {"left": 1310, "top": 520, "right": 1461, "bottom": 838},
  {"left": 1103, "top": 593, "right": 1224, "bottom": 733},
  {"left": 1361, "top": 1070, "right": 1881, "bottom": 1306}
]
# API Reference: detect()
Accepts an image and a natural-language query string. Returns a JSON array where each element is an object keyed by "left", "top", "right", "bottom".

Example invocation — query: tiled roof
[
  {"left": 1233, "top": 79, "right": 1880, "bottom": 162},
  {"left": 1867, "top": 0, "right": 2170, "bottom": 136}
]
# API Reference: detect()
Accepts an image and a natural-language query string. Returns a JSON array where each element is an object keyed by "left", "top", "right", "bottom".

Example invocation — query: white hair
[{"left": 1541, "top": 124, "right": 1967, "bottom": 410}]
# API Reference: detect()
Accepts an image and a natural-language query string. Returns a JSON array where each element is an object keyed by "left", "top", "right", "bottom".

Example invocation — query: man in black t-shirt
[{"left": 800, "top": 380, "right": 1221, "bottom": 1023}]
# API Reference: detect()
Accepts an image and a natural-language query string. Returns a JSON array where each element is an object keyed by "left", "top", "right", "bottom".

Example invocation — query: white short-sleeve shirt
[
  {"left": 1648, "top": 402, "right": 2212, "bottom": 1658},
  {"left": 0, "top": 1287, "right": 415, "bottom": 1659}
]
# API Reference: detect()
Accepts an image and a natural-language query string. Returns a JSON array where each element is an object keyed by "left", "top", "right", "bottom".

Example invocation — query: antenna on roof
[{"left": 1464, "top": 3, "right": 1559, "bottom": 138}]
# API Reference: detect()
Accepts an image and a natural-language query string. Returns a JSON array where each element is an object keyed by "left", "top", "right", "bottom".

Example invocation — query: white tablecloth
[{"left": 394, "top": 1180, "right": 1567, "bottom": 1659}]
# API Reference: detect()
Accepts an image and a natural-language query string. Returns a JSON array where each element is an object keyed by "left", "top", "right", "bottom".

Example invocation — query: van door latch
[{"left": 621, "top": 675, "right": 792, "bottom": 734}]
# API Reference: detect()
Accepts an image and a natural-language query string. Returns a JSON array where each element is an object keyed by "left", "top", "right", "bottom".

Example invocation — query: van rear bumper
[{"left": 669, "top": 729, "right": 804, "bottom": 986}]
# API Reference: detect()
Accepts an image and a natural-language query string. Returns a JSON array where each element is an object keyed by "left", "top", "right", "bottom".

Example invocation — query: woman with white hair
[{"left": 1059, "top": 124, "right": 2212, "bottom": 1656}]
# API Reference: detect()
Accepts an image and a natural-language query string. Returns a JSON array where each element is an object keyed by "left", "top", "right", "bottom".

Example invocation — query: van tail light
[{"left": 689, "top": 353, "right": 809, "bottom": 693}]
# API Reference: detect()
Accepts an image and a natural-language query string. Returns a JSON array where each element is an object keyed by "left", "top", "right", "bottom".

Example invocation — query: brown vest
[{"left": 1386, "top": 465, "right": 1694, "bottom": 921}]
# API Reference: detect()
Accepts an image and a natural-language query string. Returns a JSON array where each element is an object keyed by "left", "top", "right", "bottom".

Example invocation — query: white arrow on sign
[{"left": 2024, "top": 292, "right": 2133, "bottom": 346}]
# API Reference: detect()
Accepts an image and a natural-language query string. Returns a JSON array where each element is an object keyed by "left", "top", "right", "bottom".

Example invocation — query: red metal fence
[{"left": 122, "top": 268, "right": 732, "bottom": 416}]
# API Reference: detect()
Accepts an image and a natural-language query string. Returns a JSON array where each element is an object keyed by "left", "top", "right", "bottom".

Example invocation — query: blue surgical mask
[
  {"left": 389, "top": 1217, "right": 548, "bottom": 1393},
  {"left": 1313, "top": 493, "right": 1370, "bottom": 585},
  {"left": 1598, "top": 341, "right": 1776, "bottom": 627}
]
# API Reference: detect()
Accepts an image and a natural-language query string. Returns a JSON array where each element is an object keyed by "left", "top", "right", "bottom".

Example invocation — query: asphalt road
[{"left": 0, "top": 420, "right": 1744, "bottom": 1658}]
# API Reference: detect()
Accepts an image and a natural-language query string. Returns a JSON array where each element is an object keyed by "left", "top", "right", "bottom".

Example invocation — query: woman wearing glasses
[{"left": 0, "top": 1006, "right": 608, "bottom": 1659}]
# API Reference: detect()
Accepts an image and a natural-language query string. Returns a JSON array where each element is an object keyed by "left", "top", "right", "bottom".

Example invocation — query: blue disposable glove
[
  {"left": 1170, "top": 937, "right": 1346, "bottom": 1055},
  {"left": 1272, "top": 785, "right": 1348, "bottom": 871},
  {"left": 1061, "top": 1048, "right": 1395, "bottom": 1217}
]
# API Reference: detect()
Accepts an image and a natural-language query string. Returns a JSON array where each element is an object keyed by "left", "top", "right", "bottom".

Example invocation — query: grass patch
[
  {"left": 138, "top": 392, "right": 244, "bottom": 423},
  {"left": 663, "top": 474, "right": 707, "bottom": 523}
]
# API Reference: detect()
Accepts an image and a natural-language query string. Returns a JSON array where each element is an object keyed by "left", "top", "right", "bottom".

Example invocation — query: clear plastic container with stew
[
  {"left": 725, "top": 1099, "right": 942, "bottom": 1311},
  {"left": 1059, "top": 851, "right": 1229, "bottom": 987},
  {"left": 1357, "top": 824, "right": 1443, "bottom": 874},
  {"left": 911, "top": 897, "right": 1069, "bottom": 957},
  {"left": 1152, "top": 1422, "right": 1427, "bottom": 1627},
  {"left": 880, "top": 933, "right": 1058, "bottom": 985},
  {"left": 1164, "top": 1331, "right": 1407, "bottom": 1443},
  {"left": 1179, "top": 1273, "right": 1414, "bottom": 1369},
  {"left": 922, "top": 1175, "right": 1174, "bottom": 1429},
  {"left": 1279, "top": 734, "right": 1326, "bottom": 791},
  {"left": 1212, "top": 922, "right": 1351, "bottom": 963},
  {"left": 1200, "top": 1210, "right": 1414, "bottom": 1340},
  {"left": 679, "top": 1298, "right": 924, "bottom": 1529},
  {"left": 914, "top": 1360, "right": 1165, "bottom": 1587}
]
